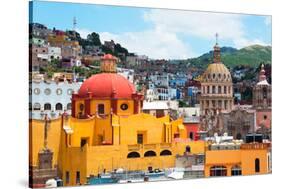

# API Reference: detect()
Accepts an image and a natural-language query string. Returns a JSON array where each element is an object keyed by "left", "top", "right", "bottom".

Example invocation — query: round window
[
  {"left": 56, "top": 88, "right": 62, "bottom": 95},
  {"left": 34, "top": 88, "right": 40, "bottom": 95},
  {"left": 120, "top": 103, "right": 129, "bottom": 111},
  {"left": 44, "top": 88, "right": 51, "bottom": 95},
  {"left": 67, "top": 89, "right": 73, "bottom": 95}
]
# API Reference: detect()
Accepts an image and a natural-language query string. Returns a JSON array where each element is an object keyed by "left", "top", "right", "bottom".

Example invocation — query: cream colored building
[{"left": 199, "top": 41, "right": 234, "bottom": 116}]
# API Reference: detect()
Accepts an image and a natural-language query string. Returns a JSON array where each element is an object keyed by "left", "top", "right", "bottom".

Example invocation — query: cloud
[
  {"left": 233, "top": 38, "right": 271, "bottom": 49},
  {"left": 78, "top": 9, "right": 270, "bottom": 59},
  {"left": 100, "top": 30, "right": 196, "bottom": 59},
  {"left": 144, "top": 9, "right": 269, "bottom": 49},
  {"left": 76, "top": 28, "right": 92, "bottom": 39},
  {"left": 143, "top": 10, "right": 245, "bottom": 41}
]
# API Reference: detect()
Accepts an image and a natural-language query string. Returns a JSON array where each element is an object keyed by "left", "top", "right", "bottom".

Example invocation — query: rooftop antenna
[
  {"left": 215, "top": 33, "right": 219, "bottom": 45},
  {"left": 73, "top": 16, "right": 77, "bottom": 39}
]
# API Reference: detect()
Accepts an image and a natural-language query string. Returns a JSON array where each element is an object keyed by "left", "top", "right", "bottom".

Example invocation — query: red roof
[
  {"left": 101, "top": 54, "right": 117, "bottom": 60},
  {"left": 78, "top": 73, "right": 136, "bottom": 98}
]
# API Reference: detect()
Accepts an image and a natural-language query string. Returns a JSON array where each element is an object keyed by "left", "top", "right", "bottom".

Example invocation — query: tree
[{"left": 87, "top": 32, "right": 102, "bottom": 46}]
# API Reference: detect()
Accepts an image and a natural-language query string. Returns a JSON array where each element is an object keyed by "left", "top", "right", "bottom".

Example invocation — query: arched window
[
  {"left": 189, "top": 132, "right": 194, "bottom": 140},
  {"left": 98, "top": 104, "right": 105, "bottom": 114},
  {"left": 185, "top": 145, "right": 191, "bottom": 153},
  {"left": 144, "top": 151, "right": 156, "bottom": 157},
  {"left": 127, "top": 151, "right": 141, "bottom": 158},
  {"left": 255, "top": 158, "right": 260, "bottom": 173},
  {"left": 207, "top": 86, "right": 210, "bottom": 94},
  {"left": 33, "top": 103, "right": 41, "bottom": 110},
  {"left": 231, "top": 165, "right": 242, "bottom": 176},
  {"left": 44, "top": 103, "right": 51, "bottom": 110},
  {"left": 56, "top": 103, "right": 63, "bottom": 110},
  {"left": 263, "top": 87, "right": 267, "bottom": 99},
  {"left": 218, "top": 86, "right": 221, "bottom": 94},
  {"left": 224, "top": 86, "right": 227, "bottom": 94},
  {"left": 212, "top": 86, "right": 216, "bottom": 94},
  {"left": 236, "top": 133, "right": 242, "bottom": 140},
  {"left": 210, "top": 166, "right": 227, "bottom": 176},
  {"left": 160, "top": 150, "right": 172, "bottom": 156},
  {"left": 67, "top": 103, "right": 72, "bottom": 110}
]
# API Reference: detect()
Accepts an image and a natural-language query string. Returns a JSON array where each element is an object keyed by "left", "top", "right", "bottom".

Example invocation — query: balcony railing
[
  {"left": 128, "top": 144, "right": 141, "bottom": 151},
  {"left": 128, "top": 143, "right": 173, "bottom": 151},
  {"left": 240, "top": 143, "right": 271, "bottom": 150}
]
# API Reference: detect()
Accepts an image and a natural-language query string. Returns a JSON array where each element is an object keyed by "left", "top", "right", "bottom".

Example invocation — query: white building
[
  {"left": 142, "top": 100, "right": 179, "bottom": 118},
  {"left": 145, "top": 89, "right": 158, "bottom": 102},
  {"left": 117, "top": 68, "right": 134, "bottom": 83},
  {"left": 48, "top": 46, "right": 62, "bottom": 60},
  {"left": 30, "top": 81, "right": 82, "bottom": 120},
  {"left": 150, "top": 74, "right": 169, "bottom": 87}
]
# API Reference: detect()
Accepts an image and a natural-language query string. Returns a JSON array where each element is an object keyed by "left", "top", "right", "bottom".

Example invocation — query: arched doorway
[
  {"left": 231, "top": 165, "right": 242, "bottom": 176},
  {"left": 210, "top": 166, "right": 227, "bottom": 176}
]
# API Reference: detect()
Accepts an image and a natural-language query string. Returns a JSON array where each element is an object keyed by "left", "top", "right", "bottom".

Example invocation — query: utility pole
[{"left": 73, "top": 16, "right": 77, "bottom": 40}]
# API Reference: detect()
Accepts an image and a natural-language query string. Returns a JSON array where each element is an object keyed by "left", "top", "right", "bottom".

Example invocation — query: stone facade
[{"left": 219, "top": 107, "right": 255, "bottom": 140}]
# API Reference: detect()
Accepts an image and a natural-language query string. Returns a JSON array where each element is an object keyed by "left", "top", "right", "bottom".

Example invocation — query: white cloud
[
  {"left": 143, "top": 10, "right": 245, "bottom": 41},
  {"left": 76, "top": 28, "right": 92, "bottom": 39},
  {"left": 233, "top": 38, "right": 271, "bottom": 49},
  {"left": 100, "top": 30, "right": 196, "bottom": 59},
  {"left": 78, "top": 9, "right": 269, "bottom": 59}
]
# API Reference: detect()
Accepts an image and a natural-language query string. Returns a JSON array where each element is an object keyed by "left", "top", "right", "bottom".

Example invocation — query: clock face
[{"left": 120, "top": 103, "right": 128, "bottom": 111}]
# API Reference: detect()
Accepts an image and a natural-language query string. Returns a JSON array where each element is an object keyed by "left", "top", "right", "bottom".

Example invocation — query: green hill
[{"left": 187, "top": 45, "right": 271, "bottom": 69}]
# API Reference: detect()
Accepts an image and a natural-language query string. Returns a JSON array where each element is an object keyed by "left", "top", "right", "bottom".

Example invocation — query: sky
[{"left": 30, "top": 1, "right": 272, "bottom": 59}]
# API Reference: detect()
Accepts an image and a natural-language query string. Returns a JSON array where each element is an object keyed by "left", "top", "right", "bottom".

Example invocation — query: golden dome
[{"left": 202, "top": 63, "right": 232, "bottom": 83}]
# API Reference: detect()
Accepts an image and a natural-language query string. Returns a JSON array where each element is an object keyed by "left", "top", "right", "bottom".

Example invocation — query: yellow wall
[
  {"left": 75, "top": 100, "right": 85, "bottom": 118},
  {"left": 90, "top": 99, "right": 111, "bottom": 115},
  {"left": 205, "top": 148, "right": 269, "bottom": 177},
  {"left": 116, "top": 100, "right": 134, "bottom": 115},
  {"left": 29, "top": 118, "right": 61, "bottom": 167},
  {"left": 118, "top": 113, "right": 169, "bottom": 145}
]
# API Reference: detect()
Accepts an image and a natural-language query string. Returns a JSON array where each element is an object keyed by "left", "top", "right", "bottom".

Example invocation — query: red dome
[
  {"left": 78, "top": 73, "right": 136, "bottom": 98},
  {"left": 101, "top": 54, "right": 117, "bottom": 60}
]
